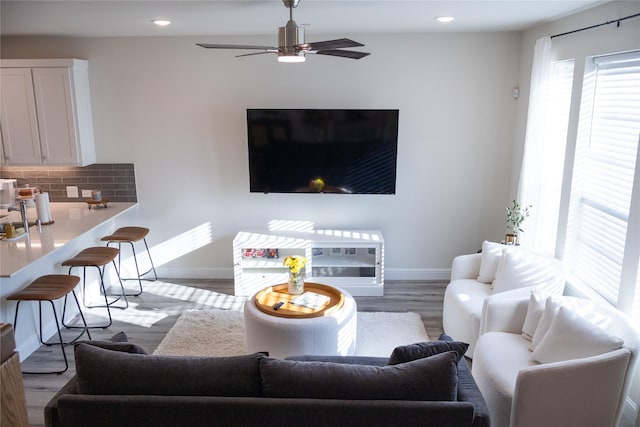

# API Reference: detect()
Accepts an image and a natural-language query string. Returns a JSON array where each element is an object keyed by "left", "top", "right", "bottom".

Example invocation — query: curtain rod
[{"left": 550, "top": 12, "right": 640, "bottom": 39}]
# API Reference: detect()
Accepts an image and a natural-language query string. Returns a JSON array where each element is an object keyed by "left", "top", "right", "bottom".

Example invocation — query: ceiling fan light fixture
[
  {"left": 278, "top": 53, "right": 306, "bottom": 63},
  {"left": 436, "top": 16, "right": 455, "bottom": 23},
  {"left": 151, "top": 19, "right": 171, "bottom": 27}
]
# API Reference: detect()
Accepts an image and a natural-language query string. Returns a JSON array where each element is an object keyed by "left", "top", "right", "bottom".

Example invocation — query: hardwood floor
[{"left": 19, "top": 279, "right": 446, "bottom": 427}]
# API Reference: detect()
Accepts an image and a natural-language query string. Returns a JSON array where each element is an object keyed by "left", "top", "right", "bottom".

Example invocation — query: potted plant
[{"left": 505, "top": 199, "right": 531, "bottom": 245}]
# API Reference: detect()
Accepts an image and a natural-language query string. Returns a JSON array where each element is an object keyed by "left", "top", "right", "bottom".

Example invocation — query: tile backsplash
[{"left": 0, "top": 163, "right": 137, "bottom": 202}]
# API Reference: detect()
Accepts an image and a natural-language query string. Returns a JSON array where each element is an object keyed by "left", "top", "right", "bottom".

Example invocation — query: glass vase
[{"left": 288, "top": 272, "right": 304, "bottom": 295}]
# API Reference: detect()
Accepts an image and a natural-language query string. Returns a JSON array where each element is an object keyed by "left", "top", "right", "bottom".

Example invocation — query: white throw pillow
[
  {"left": 477, "top": 241, "right": 504, "bottom": 283},
  {"left": 532, "top": 306, "right": 624, "bottom": 364},
  {"left": 492, "top": 249, "right": 556, "bottom": 294},
  {"left": 529, "top": 296, "right": 563, "bottom": 351},
  {"left": 521, "top": 290, "right": 546, "bottom": 341}
]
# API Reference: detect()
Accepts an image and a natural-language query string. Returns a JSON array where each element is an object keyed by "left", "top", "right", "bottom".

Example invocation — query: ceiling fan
[{"left": 196, "top": 0, "right": 370, "bottom": 63}]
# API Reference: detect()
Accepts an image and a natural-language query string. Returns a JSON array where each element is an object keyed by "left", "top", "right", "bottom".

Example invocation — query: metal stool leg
[
  {"left": 14, "top": 300, "right": 69, "bottom": 375},
  {"left": 60, "top": 290, "right": 93, "bottom": 343},
  {"left": 141, "top": 238, "right": 158, "bottom": 281},
  {"left": 106, "top": 239, "right": 156, "bottom": 296},
  {"left": 63, "top": 265, "right": 113, "bottom": 329}
]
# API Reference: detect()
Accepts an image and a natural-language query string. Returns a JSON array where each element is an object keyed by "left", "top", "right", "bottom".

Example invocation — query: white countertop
[{"left": 0, "top": 202, "right": 137, "bottom": 277}]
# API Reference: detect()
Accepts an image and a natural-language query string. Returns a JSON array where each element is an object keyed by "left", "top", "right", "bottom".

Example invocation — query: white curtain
[{"left": 517, "top": 36, "right": 556, "bottom": 253}]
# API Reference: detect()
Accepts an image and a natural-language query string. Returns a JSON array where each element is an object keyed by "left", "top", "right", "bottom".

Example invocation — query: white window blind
[{"left": 565, "top": 50, "right": 640, "bottom": 305}]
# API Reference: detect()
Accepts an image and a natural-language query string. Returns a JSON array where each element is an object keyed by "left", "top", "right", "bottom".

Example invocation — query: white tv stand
[{"left": 233, "top": 229, "right": 384, "bottom": 297}]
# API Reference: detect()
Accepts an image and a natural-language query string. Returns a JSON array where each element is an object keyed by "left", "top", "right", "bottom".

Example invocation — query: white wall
[{"left": 1, "top": 31, "right": 522, "bottom": 279}]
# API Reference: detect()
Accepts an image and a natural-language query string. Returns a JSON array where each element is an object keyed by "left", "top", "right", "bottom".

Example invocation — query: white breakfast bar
[{"left": 0, "top": 202, "right": 138, "bottom": 359}]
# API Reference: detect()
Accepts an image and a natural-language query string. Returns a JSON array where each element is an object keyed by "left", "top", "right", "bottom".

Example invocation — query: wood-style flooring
[{"left": 19, "top": 279, "right": 446, "bottom": 427}]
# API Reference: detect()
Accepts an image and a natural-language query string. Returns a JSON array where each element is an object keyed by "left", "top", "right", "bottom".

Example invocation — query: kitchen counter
[
  {"left": 0, "top": 201, "right": 138, "bottom": 359},
  {"left": 1, "top": 202, "right": 137, "bottom": 277}
]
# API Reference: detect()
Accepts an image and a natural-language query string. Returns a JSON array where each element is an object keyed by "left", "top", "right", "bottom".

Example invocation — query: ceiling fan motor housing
[{"left": 279, "top": 20, "right": 305, "bottom": 57}]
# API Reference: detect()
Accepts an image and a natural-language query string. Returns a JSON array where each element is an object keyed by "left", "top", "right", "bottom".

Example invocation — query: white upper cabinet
[{"left": 0, "top": 59, "right": 96, "bottom": 166}]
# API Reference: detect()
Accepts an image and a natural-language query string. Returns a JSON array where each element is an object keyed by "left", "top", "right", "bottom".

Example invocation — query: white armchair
[
  {"left": 443, "top": 242, "right": 565, "bottom": 357},
  {"left": 472, "top": 295, "right": 640, "bottom": 427}
]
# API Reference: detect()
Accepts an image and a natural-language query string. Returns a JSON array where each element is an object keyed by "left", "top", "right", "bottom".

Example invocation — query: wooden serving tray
[{"left": 254, "top": 282, "right": 344, "bottom": 319}]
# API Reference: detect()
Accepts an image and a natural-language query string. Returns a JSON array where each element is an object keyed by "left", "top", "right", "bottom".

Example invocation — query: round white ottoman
[{"left": 243, "top": 286, "right": 357, "bottom": 359}]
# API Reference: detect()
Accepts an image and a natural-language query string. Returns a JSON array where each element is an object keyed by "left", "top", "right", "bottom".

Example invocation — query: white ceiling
[{"left": 1, "top": 0, "right": 607, "bottom": 38}]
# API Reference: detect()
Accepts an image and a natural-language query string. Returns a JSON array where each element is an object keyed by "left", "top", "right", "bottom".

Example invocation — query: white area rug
[{"left": 153, "top": 309, "right": 429, "bottom": 358}]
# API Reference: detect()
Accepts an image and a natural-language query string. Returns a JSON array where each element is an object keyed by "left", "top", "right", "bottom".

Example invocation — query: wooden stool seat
[
  {"left": 101, "top": 226, "right": 149, "bottom": 243},
  {"left": 101, "top": 226, "right": 157, "bottom": 296},
  {"left": 62, "top": 247, "right": 120, "bottom": 267},
  {"left": 7, "top": 275, "right": 80, "bottom": 302},
  {"left": 7, "top": 275, "right": 90, "bottom": 374}
]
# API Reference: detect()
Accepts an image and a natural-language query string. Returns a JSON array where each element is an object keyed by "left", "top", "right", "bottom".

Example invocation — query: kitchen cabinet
[
  {"left": 233, "top": 229, "right": 384, "bottom": 297},
  {"left": 0, "top": 59, "right": 95, "bottom": 166}
]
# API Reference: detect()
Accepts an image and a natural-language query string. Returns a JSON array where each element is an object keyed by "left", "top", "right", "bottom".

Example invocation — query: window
[
  {"left": 564, "top": 51, "right": 640, "bottom": 311},
  {"left": 532, "top": 60, "right": 574, "bottom": 253}
]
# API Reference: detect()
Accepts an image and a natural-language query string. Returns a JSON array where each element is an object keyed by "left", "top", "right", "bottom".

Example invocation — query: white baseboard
[{"left": 385, "top": 268, "right": 451, "bottom": 281}]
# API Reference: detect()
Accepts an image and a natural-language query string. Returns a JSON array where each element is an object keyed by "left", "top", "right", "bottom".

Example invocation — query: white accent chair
[
  {"left": 471, "top": 295, "right": 640, "bottom": 427},
  {"left": 443, "top": 242, "right": 565, "bottom": 357}
]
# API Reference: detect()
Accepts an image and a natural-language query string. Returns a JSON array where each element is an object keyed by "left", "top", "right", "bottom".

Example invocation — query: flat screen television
[{"left": 247, "top": 109, "right": 399, "bottom": 194}]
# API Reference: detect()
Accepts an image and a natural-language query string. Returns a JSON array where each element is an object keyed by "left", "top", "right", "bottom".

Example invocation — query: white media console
[{"left": 233, "top": 229, "right": 384, "bottom": 297}]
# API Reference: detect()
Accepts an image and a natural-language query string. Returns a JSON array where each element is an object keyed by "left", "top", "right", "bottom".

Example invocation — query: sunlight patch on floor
[{"left": 79, "top": 281, "right": 246, "bottom": 328}]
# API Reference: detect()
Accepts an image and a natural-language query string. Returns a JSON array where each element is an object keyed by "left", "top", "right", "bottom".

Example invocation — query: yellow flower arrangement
[{"left": 283, "top": 255, "right": 306, "bottom": 274}]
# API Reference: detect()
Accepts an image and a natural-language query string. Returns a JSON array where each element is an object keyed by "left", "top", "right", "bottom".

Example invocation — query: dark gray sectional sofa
[{"left": 45, "top": 334, "right": 490, "bottom": 427}]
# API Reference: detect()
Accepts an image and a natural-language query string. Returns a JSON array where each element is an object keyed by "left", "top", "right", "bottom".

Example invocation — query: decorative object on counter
[
  {"left": 17, "top": 185, "right": 38, "bottom": 207},
  {"left": 505, "top": 199, "right": 531, "bottom": 245},
  {"left": 91, "top": 190, "right": 102, "bottom": 201},
  {"left": 86, "top": 198, "right": 109, "bottom": 209},
  {"left": 4, "top": 224, "right": 15, "bottom": 239},
  {"left": 0, "top": 179, "right": 17, "bottom": 208},
  {"left": 283, "top": 255, "right": 306, "bottom": 295},
  {"left": 35, "top": 192, "right": 54, "bottom": 225}
]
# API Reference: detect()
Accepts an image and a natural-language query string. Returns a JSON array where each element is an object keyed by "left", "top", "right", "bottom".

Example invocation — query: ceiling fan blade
[
  {"left": 304, "top": 38, "right": 364, "bottom": 51},
  {"left": 314, "top": 50, "right": 370, "bottom": 59},
  {"left": 196, "top": 43, "right": 278, "bottom": 51},
  {"left": 236, "top": 51, "right": 278, "bottom": 58}
]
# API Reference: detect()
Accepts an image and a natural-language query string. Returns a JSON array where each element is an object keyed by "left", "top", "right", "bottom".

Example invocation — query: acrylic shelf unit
[{"left": 233, "top": 229, "right": 384, "bottom": 297}]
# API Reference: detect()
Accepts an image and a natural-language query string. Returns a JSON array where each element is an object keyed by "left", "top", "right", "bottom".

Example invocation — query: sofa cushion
[
  {"left": 76, "top": 331, "right": 147, "bottom": 354},
  {"left": 492, "top": 249, "right": 558, "bottom": 294},
  {"left": 261, "top": 351, "right": 459, "bottom": 401},
  {"left": 477, "top": 241, "right": 505, "bottom": 283},
  {"left": 74, "top": 344, "right": 264, "bottom": 397},
  {"left": 521, "top": 290, "right": 546, "bottom": 341},
  {"left": 387, "top": 340, "right": 469, "bottom": 365},
  {"left": 532, "top": 306, "right": 624, "bottom": 363}
]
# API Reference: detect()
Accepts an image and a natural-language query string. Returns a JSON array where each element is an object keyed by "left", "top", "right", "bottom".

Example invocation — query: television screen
[{"left": 247, "top": 109, "right": 399, "bottom": 194}]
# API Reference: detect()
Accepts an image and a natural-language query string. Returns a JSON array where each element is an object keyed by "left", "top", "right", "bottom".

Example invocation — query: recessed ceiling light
[
  {"left": 436, "top": 16, "right": 455, "bottom": 23},
  {"left": 152, "top": 19, "right": 171, "bottom": 27}
]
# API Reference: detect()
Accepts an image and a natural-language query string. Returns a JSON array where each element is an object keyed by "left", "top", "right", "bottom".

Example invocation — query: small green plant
[{"left": 506, "top": 200, "right": 532, "bottom": 236}]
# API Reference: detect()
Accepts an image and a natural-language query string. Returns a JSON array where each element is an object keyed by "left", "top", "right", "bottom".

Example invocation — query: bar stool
[
  {"left": 101, "top": 226, "right": 157, "bottom": 296},
  {"left": 61, "top": 247, "right": 127, "bottom": 329},
  {"left": 7, "top": 275, "right": 91, "bottom": 374}
]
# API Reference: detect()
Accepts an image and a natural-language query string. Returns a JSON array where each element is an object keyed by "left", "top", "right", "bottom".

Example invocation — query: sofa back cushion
[
  {"left": 532, "top": 306, "right": 624, "bottom": 363},
  {"left": 477, "top": 241, "right": 506, "bottom": 283},
  {"left": 74, "top": 344, "right": 264, "bottom": 397},
  {"left": 491, "top": 249, "right": 563, "bottom": 294},
  {"left": 387, "top": 340, "right": 469, "bottom": 365},
  {"left": 261, "top": 351, "right": 458, "bottom": 401}
]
